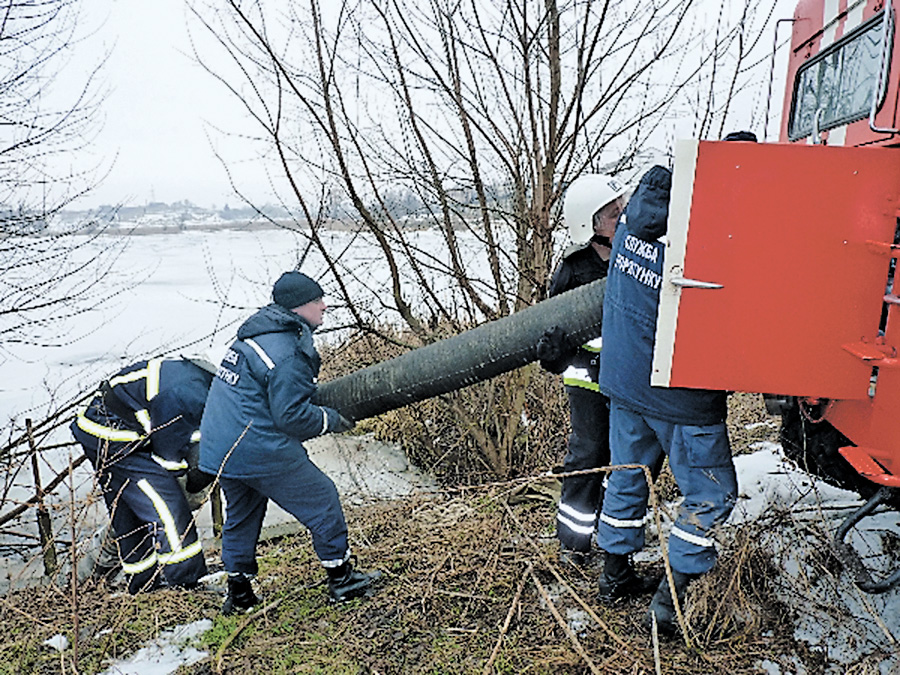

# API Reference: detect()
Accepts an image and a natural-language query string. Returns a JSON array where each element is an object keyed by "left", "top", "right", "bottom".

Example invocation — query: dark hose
[{"left": 314, "top": 278, "right": 606, "bottom": 421}]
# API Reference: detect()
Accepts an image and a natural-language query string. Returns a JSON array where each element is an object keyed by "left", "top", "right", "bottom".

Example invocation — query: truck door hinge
[{"left": 865, "top": 240, "right": 900, "bottom": 258}]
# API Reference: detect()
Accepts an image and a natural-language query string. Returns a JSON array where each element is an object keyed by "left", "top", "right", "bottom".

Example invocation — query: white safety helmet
[{"left": 563, "top": 174, "right": 628, "bottom": 245}]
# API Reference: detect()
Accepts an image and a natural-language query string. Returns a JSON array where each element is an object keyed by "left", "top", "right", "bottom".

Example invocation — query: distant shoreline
[
  {"left": 65, "top": 218, "right": 435, "bottom": 236},
  {"left": 98, "top": 220, "right": 309, "bottom": 235},
  {"left": 49, "top": 218, "right": 426, "bottom": 236}
]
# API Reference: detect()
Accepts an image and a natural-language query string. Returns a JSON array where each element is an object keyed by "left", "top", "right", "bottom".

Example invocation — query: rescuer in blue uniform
[
  {"left": 200, "top": 270, "right": 380, "bottom": 614},
  {"left": 71, "top": 357, "right": 214, "bottom": 594},
  {"left": 537, "top": 174, "right": 627, "bottom": 565},
  {"left": 596, "top": 162, "right": 739, "bottom": 636}
]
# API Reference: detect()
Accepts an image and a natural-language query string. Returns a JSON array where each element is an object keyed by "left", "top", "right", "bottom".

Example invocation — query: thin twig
[
  {"left": 27, "top": 418, "right": 57, "bottom": 575},
  {"left": 854, "top": 585, "right": 898, "bottom": 646},
  {"left": 530, "top": 569, "right": 601, "bottom": 675},
  {"left": 500, "top": 502, "right": 649, "bottom": 672},
  {"left": 426, "top": 551, "right": 451, "bottom": 598},
  {"left": 0, "top": 454, "right": 89, "bottom": 529},
  {"left": 483, "top": 563, "right": 531, "bottom": 675},
  {"left": 214, "top": 598, "right": 283, "bottom": 673},
  {"left": 68, "top": 456, "right": 80, "bottom": 673},
  {"left": 651, "top": 613, "right": 662, "bottom": 675},
  {"left": 645, "top": 463, "right": 692, "bottom": 648},
  {"left": 0, "top": 595, "right": 54, "bottom": 627},
  {"left": 433, "top": 589, "right": 504, "bottom": 602},
  {"left": 501, "top": 491, "right": 631, "bottom": 651}
]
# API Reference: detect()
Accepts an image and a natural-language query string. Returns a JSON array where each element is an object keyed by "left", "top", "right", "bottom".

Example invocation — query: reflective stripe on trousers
[
  {"left": 597, "top": 401, "right": 736, "bottom": 575},
  {"left": 556, "top": 385, "right": 609, "bottom": 553},
  {"left": 136, "top": 479, "right": 202, "bottom": 564}
]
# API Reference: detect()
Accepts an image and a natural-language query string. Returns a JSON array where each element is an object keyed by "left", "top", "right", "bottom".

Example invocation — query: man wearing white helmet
[{"left": 536, "top": 173, "right": 628, "bottom": 566}]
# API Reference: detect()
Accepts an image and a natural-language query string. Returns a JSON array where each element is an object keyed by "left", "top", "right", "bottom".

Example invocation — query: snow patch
[
  {"left": 98, "top": 619, "right": 211, "bottom": 675},
  {"left": 731, "top": 445, "right": 900, "bottom": 673},
  {"left": 42, "top": 634, "right": 69, "bottom": 652}
]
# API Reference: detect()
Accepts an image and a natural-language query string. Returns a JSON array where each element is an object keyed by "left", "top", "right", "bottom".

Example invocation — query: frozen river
[{"left": 2, "top": 224, "right": 500, "bottom": 425}]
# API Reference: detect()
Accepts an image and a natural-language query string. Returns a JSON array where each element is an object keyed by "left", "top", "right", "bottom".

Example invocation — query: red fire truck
[
  {"left": 650, "top": 0, "right": 900, "bottom": 591},
  {"left": 317, "top": 0, "right": 900, "bottom": 592}
]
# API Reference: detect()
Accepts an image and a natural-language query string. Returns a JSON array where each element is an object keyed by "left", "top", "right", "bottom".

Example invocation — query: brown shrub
[{"left": 319, "top": 325, "right": 570, "bottom": 485}]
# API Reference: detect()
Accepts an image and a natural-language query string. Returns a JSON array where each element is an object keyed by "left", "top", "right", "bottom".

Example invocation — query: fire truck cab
[
  {"left": 783, "top": 0, "right": 898, "bottom": 148},
  {"left": 775, "top": 0, "right": 900, "bottom": 496}
]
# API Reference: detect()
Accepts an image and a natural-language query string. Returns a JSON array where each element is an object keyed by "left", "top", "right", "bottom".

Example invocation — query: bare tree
[
  {"left": 0, "top": 0, "right": 121, "bottom": 358},
  {"left": 192, "top": 0, "right": 775, "bottom": 476}
]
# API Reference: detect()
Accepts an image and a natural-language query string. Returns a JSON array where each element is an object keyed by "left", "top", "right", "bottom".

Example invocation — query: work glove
[
  {"left": 183, "top": 442, "right": 215, "bottom": 493},
  {"left": 536, "top": 325, "right": 574, "bottom": 375},
  {"left": 332, "top": 413, "right": 356, "bottom": 434},
  {"left": 185, "top": 467, "right": 215, "bottom": 494}
]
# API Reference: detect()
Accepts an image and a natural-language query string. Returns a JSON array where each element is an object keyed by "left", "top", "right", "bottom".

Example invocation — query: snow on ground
[
  {"left": 96, "top": 620, "right": 211, "bottom": 675},
  {"left": 730, "top": 440, "right": 856, "bottom": 523},
  {"left": 731, "top": 442, "right": 900, "bottom": 673}
]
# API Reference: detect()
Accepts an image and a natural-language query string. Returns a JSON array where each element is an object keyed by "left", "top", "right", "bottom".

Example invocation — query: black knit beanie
[
  {"left": 272, "top": 271, "right": 324, "bottom": 309},
  {"left": 723, "top": 130, "right": 758, "bottom": 142}
]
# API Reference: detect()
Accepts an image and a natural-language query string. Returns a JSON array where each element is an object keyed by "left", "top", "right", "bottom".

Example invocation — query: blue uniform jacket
[
  {"left": 72, "top": 358, "right": 212, "bottom": 471},
  {"left": 599, "top": 165, "right": 727, "bottom": 425},
  {"left": 199, "top": 304, "right": 342, "bottom": 479}
]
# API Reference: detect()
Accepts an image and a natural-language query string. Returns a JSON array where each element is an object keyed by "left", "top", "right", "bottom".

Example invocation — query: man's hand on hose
[
  {"left": 332, "top": 413, "right": 355, "bottom": 434},
  {"left": 536, "top": 325, "right": 573, "bottom": 374}
]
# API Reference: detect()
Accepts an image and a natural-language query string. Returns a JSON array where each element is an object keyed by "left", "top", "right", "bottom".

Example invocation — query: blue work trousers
[
  {"left": 220, "top": 458, "right": 350, "bottom": 575},
  {"left": 597, "top": 400, "right": 737, "bottom": 575},
  {"left": 75, "top": 430, "right": 207, "bottom": 593}
]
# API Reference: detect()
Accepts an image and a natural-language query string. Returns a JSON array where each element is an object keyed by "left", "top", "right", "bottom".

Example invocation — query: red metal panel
[
  {"left": 653, "top": 140, "right": 900, "bottom": 399},
  {"left": 780, "top": 0, "right": 899, "bottom": 147},
  {"left": 828, "top": 295, "right": 900, "bottom": 481},
  {"left": 780, "top": 0, "right": 825, "bottom": 142},
  {"left": 843, "top": 0, "right": 900, "bottom": 147}
]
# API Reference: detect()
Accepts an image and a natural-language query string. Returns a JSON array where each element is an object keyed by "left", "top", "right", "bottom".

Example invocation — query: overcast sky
[
  {"left": 65, "top": 0, "right": 799, "bottom": 211},
  {"left": 68, "top": 0, "right": 262, "bottom": 210}
]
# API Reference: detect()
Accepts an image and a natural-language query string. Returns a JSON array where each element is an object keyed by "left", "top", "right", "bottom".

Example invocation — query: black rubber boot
[
  {"left": 559, "top": 549, "right": 589, "bottom": 569},
  {"left": 596, "top": 553, "right": 659, "bottom": 604},
  {"left": 326, "top": 559, "right": 382, "bottom": 603},
  {"left": 222, "top": 572, "right": 260, "bottom": 616},
  {"left": 645, "top": 569, "right": 700, "bottom": 637}
]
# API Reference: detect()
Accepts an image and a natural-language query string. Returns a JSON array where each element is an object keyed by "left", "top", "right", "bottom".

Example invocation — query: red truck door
[{"left": 652, "top": 140, "right": 900, "bottom": 400}]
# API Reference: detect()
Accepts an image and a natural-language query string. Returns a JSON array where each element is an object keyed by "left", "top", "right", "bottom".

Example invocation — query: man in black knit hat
[{"left": 200, "top": 270, "right": 380, "bottom": 614}]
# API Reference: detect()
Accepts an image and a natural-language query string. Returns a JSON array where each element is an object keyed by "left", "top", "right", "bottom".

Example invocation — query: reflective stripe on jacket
[
  {"left": 549, "top": 244, "right": 609, "bottom": 390},
  {"left": 75, "top": 358, "right": 212, "bottom": 471},
  {"left": 562, "top": 336, "right": 603, "bottom": 391}
]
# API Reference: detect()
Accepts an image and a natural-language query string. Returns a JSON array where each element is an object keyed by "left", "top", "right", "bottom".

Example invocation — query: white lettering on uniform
[
  {"left": 614, "top": 253, "right": 662, "bottom": 290},
  {"left": 216, "top": 365, "right": 240, "bottom": 386},
  {"left": 639, "top": 265, "right": 661, "bottom": 289},
  {"left": 623, "top": 234, "right": 659, "bottom": 263}
]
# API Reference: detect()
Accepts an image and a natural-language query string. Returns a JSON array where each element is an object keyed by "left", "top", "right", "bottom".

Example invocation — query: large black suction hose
[{"left": 313, "top": 278, "right": 606, "bottom": 421}]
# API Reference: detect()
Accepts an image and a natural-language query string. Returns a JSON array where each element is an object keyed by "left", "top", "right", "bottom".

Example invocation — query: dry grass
[
  {"left": 0, "top": 483, "right": 811, "bottom": 674},
  {"left": 727, "top": 392, "right": 780, "bottom": 454},
  {"left": 0, "top": 573, "right": 220, "bottom": 673},
  {"left": 0, "top": 344, "right": 861, "bottom": 673}
]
